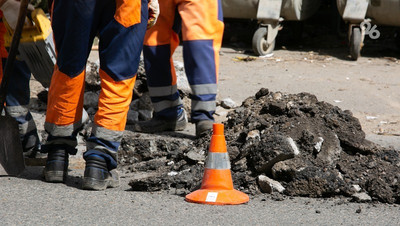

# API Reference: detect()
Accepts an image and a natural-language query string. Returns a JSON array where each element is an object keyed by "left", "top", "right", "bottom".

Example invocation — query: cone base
[{"left": 185, "top": 189, "right": 249, "bottom": 205}]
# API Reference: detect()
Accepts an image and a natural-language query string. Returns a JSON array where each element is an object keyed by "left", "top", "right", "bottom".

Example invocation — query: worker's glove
[
  {"left": 1, "top": 0, "right": 35, "bottom": 30},
  {"left": 147, "top": 0, "right": 159, "bottom": 29}
]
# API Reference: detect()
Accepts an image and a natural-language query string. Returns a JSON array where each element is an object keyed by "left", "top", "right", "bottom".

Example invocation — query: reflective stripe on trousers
[
  {"left": 1, "top": 59, "right": 40, "bottom": 151},
  {"left": 6, "top": 105, "right": 40, "bottom": 151},
  {"left": 45, "top": 0, "right": 148, "bottom": 167},
  {"left": 143, "top": 0, "right": 224, "bottom": 122}
]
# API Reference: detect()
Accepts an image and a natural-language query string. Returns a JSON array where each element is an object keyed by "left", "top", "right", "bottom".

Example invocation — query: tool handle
[{"left": 0, "top": 0, "right": 30, "bottom": 113}]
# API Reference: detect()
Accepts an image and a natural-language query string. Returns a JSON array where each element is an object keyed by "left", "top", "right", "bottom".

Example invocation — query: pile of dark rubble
[
  {"left": 121, "top": 88, "right": 400, "bottom": 204},
  {"left": 32, "top": 60, "right": 399, "bottom": 204}
]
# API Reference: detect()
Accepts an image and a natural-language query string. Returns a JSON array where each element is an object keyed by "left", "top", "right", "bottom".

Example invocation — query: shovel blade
[{"left": 0, "top": 115, "right": 25, "bottom": 176}]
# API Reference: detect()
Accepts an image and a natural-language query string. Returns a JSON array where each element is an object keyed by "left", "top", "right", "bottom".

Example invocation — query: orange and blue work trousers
[
  {"left": 45, "top": 0, "right": 148, "bottom": 169},
  {"left": 2, "top": 59, "right": 41, "bottom": 153},
  {"left": 143, "top": 0, "right": 224, "bottom": 122},
  {"left": 0, "top": 13, "right": 40, "bottom": 153}
]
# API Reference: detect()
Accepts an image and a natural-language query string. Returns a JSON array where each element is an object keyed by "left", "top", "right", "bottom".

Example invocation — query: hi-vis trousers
[
  {"left": 45, "top": 0, "right": 147, "bottom": 169},
  {"left": 143, "top": 0, "right": 224, "bottom": 122},
  {"left": 0, "top": 14, "right": 40, "bottom": 153},
  {"left": 1, "top": 59, "right": 40, "bottom": 152}
]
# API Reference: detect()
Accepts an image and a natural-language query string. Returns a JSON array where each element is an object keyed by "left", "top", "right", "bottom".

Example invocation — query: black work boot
[
  {"left": 134, "top": 109, "right": 188, "bottom": 133},
  {"left": 43, "top": 149, "right": 69, "bottom": 183},
  {"left": 82, "top": 155, "right": 120, "bottom": 191}
]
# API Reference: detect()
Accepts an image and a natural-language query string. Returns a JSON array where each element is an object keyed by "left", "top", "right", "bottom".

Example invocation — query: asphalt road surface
[{"left": 1, "top": 164, "right": 400, "bottom": 225}]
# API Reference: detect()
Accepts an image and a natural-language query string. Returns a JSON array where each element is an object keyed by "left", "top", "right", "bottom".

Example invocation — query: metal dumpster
[
  {"left": 337, "top": 0, "right": 400, "bottom": 60},
  {"left": 222, "top": 0, "right": 321, "bottom": 56}
]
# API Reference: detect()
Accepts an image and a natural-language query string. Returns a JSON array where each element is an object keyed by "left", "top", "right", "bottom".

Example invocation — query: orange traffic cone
[{"left": 185, "top": 123, "right": 249, "bottom": 205}]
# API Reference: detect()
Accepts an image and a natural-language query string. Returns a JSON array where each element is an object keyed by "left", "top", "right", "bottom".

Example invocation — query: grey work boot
[
  {"left": 82, "top": 155, "right": 120, "bottom": 191},
  {"left": 195, "top": 120, "right": 214, "bottom": 137},
  {"left": 23, "top": 143, "right": 42, "bottom": 158},
  {"left": 135, "top": 110, "right": 188, "bottom": 133}
]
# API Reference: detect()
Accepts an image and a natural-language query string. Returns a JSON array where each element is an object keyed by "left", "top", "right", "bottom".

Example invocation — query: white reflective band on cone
[{"left": 205, "top": 152, "right": 231, "bottom": 169}]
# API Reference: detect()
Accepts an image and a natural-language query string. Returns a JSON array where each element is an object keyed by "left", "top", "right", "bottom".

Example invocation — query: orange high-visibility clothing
[
  {"left": 143, "top": 0, "right": 224, "bottom": 122},
  {"left": 45, "top": 0, "right": 147, "bottom": 169}
]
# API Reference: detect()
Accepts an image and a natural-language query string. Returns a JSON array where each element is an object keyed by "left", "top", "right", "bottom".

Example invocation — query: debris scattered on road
[
  {"left": 121, "top": 88, "right": 400, "bottom": 204},
  {"left": 220, "top": 98, "right": 237, "bottom": 109},
  {"left": 352, "top": 192, "right": 372, "bottom": 203},
  {"left": 233, "top": 56, "right": 257, "bottom": 62}
]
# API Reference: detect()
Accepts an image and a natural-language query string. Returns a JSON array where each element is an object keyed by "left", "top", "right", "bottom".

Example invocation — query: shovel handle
[{"left": 0, "top": 0, "right": 30, "bottom": 113}]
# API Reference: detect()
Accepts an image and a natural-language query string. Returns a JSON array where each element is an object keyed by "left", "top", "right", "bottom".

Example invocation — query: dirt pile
[
  {"left": 30, "top": 60, "right": 399, "bottom": 203},
  {"left": 122, "top": 88, "right": 400, "bottom": 204}
]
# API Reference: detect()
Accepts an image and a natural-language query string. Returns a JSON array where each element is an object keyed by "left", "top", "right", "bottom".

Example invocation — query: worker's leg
[
  {"left": 43, "top": 0, "right": 100, "bottom": 182},
  {"left": 178, "top": 0, "right": 224, "bottom": 135},
  {"left": 81, "top": 0, "right": 148, "bottom": 190},
  {"left": 138, "top": 0, "right": 188, "bottom": 133},
  {"left": 3, "top": 59, "right": 40, "bottom": 156}
]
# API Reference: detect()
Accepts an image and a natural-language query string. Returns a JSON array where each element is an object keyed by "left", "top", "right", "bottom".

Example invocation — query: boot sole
[
  {"left": 82, "top": 177, "right": 119, "bottom": 191},
  {"left": 44, "top": 170, "right": 66, "bottom": 183}
]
